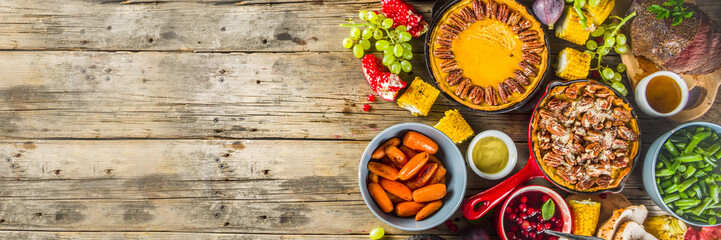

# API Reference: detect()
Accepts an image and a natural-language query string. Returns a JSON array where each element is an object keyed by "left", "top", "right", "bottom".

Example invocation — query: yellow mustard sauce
[{"left": 472, "top": 137, "right": 508, "bottom": 174}]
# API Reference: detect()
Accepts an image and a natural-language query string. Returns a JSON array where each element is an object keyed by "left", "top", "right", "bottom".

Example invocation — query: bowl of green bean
[{"left": 643, "top": 122, "right": 721, "bottom": 227}]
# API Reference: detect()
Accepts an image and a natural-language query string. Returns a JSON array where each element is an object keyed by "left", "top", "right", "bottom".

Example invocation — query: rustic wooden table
[{"left": 0, "top": 0, "right": 720, "bottom": 239}]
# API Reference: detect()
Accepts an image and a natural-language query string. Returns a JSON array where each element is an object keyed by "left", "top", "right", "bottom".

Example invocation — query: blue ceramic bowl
[
  {"left": 359, "top": 123, "right": 467, "bottom": 231},
  {"left": 643, "top": 121, "right": 721, "bottom": 227}
]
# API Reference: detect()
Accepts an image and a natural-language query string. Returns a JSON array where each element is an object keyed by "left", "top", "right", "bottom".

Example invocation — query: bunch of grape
[
  {"left": 341, "top": 11, "right": 414, "bottom": 74},
  {"left": 583, "top": 12, "right": 636, "bottom": 96}
]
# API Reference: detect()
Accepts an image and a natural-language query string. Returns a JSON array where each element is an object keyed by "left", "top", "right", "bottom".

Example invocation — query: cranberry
[
  {"left": 542, "top": 195, "right": 550, "bottom": 202},
  {"left": 536, "top": 215, "right": 544, "bottom": 222},
  {"left": 519, "top": 203, "right": 527, "bottom": 213},
  {"left": 506, "top": 207, "right": 513, "bottom": 214},
  {"left": 537, "top": 224, "right": 544, "bottom": 232},
  {"left": 520, "top": 196, "right": 528, "bottom": 203},
  {"left": 527, "top": 207, "right": 536, "bottom": 216},
  {"left": 507, "top": 233, "right": 516, "bottom": 240},
  {"left": 367, "top": 94, "right": 375, "bottom": 102},
  {"left": 515, "top": 217, "right": 523, "bottom": 224},
  {"left": 529, "top": 232, "right": 536, "bottom": 238},
  {"left": 521, "top": 220, "right": 531, "bottom": 230},
  {"left": 511, "top": 225, "right": 519, "bottom": 232},
  {"left": 509, "top": 213, "right": 517, "bottom": 221},
  {"left": 545, "top": 222, "right": 552, "bottom": 229},
  {"left": 520, "top": 213, "right": 527, "bottom": 219},
  {"left": 522, "top": 230, "right": 529, "bottom": 238}
]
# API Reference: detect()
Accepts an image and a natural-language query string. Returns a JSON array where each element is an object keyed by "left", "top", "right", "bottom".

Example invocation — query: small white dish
[
  {"left": 466, "top": 130, "right": 517, "bottom": 180},
  {"left": 634, "top": 70, "right": 689, "bottom": 117}
]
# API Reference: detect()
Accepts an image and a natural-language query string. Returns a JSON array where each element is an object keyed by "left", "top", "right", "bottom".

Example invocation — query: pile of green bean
[{"left": 656, "top": 126, "right": 721, "bottom": 225}]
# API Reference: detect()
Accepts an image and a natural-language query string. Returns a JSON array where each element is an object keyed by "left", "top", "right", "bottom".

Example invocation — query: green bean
[
  {"left": 679, "top": 177, "right": 698, "bottom": 192},
  {"left": 710, "top": 217, "right": 717, "bottom": 225},
  {"left": 693, "top": 198, "right": 714, "bottom": 215},
  {"left": 685, "top": 132, "right": 712, "bottom": 154},
  {"left": 675, "top": 154, "right": 703, "bottom": 163},
  {"left": 710, "top": 203, "right": 721, "bottom": 209},
  {"left": 681, "top": 130, "right": 693, "bottom": 140},
  {"left": 679, "top": 191, "right": 689, "bottom": 199},
  {"left": 675, "top": 143, "right": 687, "bottom": 151},
  {"left": 713, "top": 173, "right": 721, "bottom": 181},
  {"left": 689, "top": 215, "right": 708, "bottom": 223},
  {"left": 694, "top": 171, "right": 708, "bottom": 178},
  {"left": 678, "top": 165, "right": 687, "bottom": 172},
  {"left": 676, "top": 199, "right": 702, "bottom": 207},
  {"left": 711, "top": 184, "right": 719, "bottom": 203},
  {"left": 665, "top": 140, "right": 681, "bottom": 157},
  {"left": 656, "top": 161, "right": 664, "bottom": 168},
  {"left": 706, "top": 143, "right": 721, "bottom": 156},
  {"left": 694, "top": 185, "right": 703, "bottom": 200},
  {"left": 657, "top": 168, "right": 675, "bottom": 177},
  {"left": 686, "top": 189, "right": 697, "bottom": 198},
  {"left": 675, "top": 209, "right": 685, "bottom": 216},
  {"left": 703, "top": 156, "right": 718, "bottom": 168},
  {"left": 660, "top": 180, "right": 673, "bottom": 189},
  {"left": 664, "top": 184, "right": 679, "bottom": 194},
  {"left": 670, "top": 135, "right": 688, "bottom": 143},
  {"left": 685, "top": 165, "right": 697, "bottom": 179},
  {"left": 703, "top": 165, "right": 715, "bottom": 172},
  {"left": 670, "top": 161, "right": 682, "bottom": 172},
  {"left": 714, "top": 147, "right": 721, "bottom": 159},
  {"left": 664, "top": 193, "right": 681, "bottom": 204},
  {"left": 709, "top": 133, "right": 719, "bottom": 143},
  {"left": 673, "top": 174, "right": 681, "bottom": 184}
]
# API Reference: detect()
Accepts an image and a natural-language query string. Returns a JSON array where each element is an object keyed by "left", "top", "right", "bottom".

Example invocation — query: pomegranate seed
[
  {"left": 449, "top": 225, "right": 458, "bottom": 232},
  {"left": 367, "top": 94, "right": 375, "bottom": 102},
  {"left": 599, "top": 193, "right": 608, "bottom": 199},
  {"left": 520, "top": 196, "right": 527, "bottom": 203},
  {"left": 362, "top": 104, "right": 371, "bottom": 111}
]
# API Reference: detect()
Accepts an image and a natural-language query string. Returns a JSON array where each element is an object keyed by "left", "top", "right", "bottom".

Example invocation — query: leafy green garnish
[
  {"left": 541, "top": 199, "right": 555, "bottom": 221},
  {"left": 647, "top": 0, "right": 693, "bottom": 26}
]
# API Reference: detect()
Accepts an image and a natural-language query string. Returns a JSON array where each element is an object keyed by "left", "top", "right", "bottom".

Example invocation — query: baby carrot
[
  {"left": 372, "top": 138, "right": 401, "bottom": 159},
  {"left": 403, "top": 131, "right": 438, "bottom": 154},
  {"left": 385, "top": 145, "right": 409, "bottom": 168},
  {"left": 368, "top": 172, "right": 379, "bottom": 183},
  {"left": 368, "top": 162, "right": 399, "bottom": 180},
  {"left": 427, "top": 154, "right": 444, "bottom": 168},
  {"left": 403, "top": 163, "right": 438, "bottom": 190},
  {"left": 379, "top": 179, "right": 413, "bottom": 201},
  {"left": 398, "top": 145, "right": 419, "bottom": 159},
  {"left": 412, "top": 183, "right": 446, "bottom": 203},
  {"left": 395, "top": 201, "right": 426, "bottom": 217},
  {"left": 426, "top": 165, "right": 446, "bottom": 185},
  {"left": 415, "top": 200, "right": 443, "bottom": 221},
  {"left": 399, "top": 152, "right": 429, "bottom": 180},
  {"left": 368, "top": 182, "right": 393, "bottom": 213},
  {"left": 388, "top": 193, "right": 405, "bottom": 204}
]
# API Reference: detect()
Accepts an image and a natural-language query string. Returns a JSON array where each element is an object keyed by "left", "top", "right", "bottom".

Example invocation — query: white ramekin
[
  {"left": 634, "top": 70, "right": 688, "bottom": 117},
  {"left": 466, "top": 130, "right": 517, "bottom": 180}
]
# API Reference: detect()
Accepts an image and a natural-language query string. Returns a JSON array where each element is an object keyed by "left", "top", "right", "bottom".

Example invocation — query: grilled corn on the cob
[
  {"left": 568, "top": 199, "right": 601, "bottom": 236},
  {"left": 643, "top": 215, "right": 687, "bottom": 240},
  {"left": 586, "top": 0, "right": 614, "bottom": 26},
  {"left": 555, "top": 7, "right": 591, "bottom": 45},
  {"left": 556, "top": 48, "right": 592, "bottom": 80}
]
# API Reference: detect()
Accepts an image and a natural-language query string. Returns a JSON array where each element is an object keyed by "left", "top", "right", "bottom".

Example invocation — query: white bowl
[
  {"left": 634, "top": 70, "right": 688, "bottom": 117},
  {"left": 466, "top": 130, "right": 517, "bottom": 180}
]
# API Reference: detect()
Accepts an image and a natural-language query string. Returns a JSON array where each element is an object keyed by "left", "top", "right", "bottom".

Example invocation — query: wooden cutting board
[{"left": 617, "top": 0, "right": 721, "bottom": 122}]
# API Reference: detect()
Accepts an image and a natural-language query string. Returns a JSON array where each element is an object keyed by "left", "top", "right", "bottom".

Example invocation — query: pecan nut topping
[
  {"left": 513, "top": 69, "right": 530, "bottom": 85},
  {"left": 449, "top": 14, "right": 468, "bottom": 30},
  {"left": 484, "top": 86, "right": 497, "bottom": 106},
  {"left": 497, "top": 82, "right": 510, "bottom": 103},
  {"left": 434, "top": 47, "right": 455, "bottom": 59},
  {"left": 497, "top": 4, "right": 510, "bottom": 23},
  {"left": 522, "top": 51, "right": 541, "bottom": 65},
  {"left": 455, "top": 78, "right": 472, "bottom": 97},
  {"left": 507, "top": 11, "right": 522, "bottom": 26},
  {"left": 519, "top": 60, "right": 537, "bottom": 77},
  {"left": 505, "top": 78, "right": 525, "bottom": 93},
  {"left": 440, "top": 59, "right": 458, "bottom": 73},
  {"left": 440, "top": 24, "right": 461, "bottom": 37},
  {"left": 473, "top": 0, "right": 485, "bottom": 21},
  {"left": 446, "top": 69, "right": 463, "bottom": 86},
  {"left": 460, "top": 6, "right": 476, "bottom": 23},
  {"left": 513, "top": 19, "right": 531, "bottom": 33},
  {"left": 468, "top": 85, "right": 484, "bottom": 104},
  {"left": 485, "top": 0, "right": 497, "bottom": 19},
  {"left": 460, "top": 82, "right": 473, "bottom": 99}
]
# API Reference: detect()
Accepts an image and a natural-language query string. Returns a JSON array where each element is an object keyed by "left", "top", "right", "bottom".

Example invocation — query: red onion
[{"left": 533, "top": 0, "right": 565, "bottom": 30}]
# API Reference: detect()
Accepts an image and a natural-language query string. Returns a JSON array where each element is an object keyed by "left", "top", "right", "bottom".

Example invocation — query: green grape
[
  {"left": 395, "top": 25, "right": 407, "bottom": 34},
  {"left": 401, "top": 60, "right": 412, "bottom": 72},
  {"left": 359, "top": 10, "right": 368, "bottom": 21},
  {"left": 384, "top": 48, "right": 393, "bottom": 57},
  {"left": 393, "top": 44, "right": 404, "bottom": 57},
  {"left": 611, "top": 82, "right": 628, "bottom": 96},
  {"left": 591, "top": 27, "right": 605, "bottom": 37},
  {"left": 602, "top": 68, "right": 615, "bottom": 80},
  {"left": 612, "top": 72, "right": 622, "bottom": 82},
  {"left": 352, "top": 45, "right": 364, "bottom": 58},
  {"left": 402, "top": 43, "right": 412, "bottom": 51},
  {"left": 369, "top": 227, "right": 384, "bottom": 240},
  {"left": 598, "top": 46, "right": 610, "bottom": 55},
  {"left": 617, "top": 63, "right": 627, "bottom": 73},
  {"left": 584, "top": 50, "right": 596, "bottom": 57},
  {"left": 351, "top": 27, "right": 361, "bottom": 40},
  {"left": 403, "top": 49, "right": 413, "bottom": 60},
  {"left": 382, "top": 18, "right": 394, "bottom": 29},
  {"left": 614, "top": 44, "right": 628, "bottom": 54},
  {"left": 391, "top": 62, "right": 401, "bottom": 75},
  {"left": 377, "top": 13, "right": 386, "bottom": 22},
  {"left": 399, "top": 32, "right": 412, "bottom": 42},
  {"left": 382, "top": 54, "right": 396, "bottom": 66},
  {"left": 616, "top": 34, "right": 627, "bottom": 45},
  {"left": 603, "top": 32, "right": 612, "bottom": 41},
  {"left": 605, "top": 37, "right": 616, "bottom": 47},
  {"left": 360, "top": 39, "right": 371, "bottom": 51},
  {"left": 362, "top": 28, "right": 373, "bottom": 40},
  {"left": 373, "top": 29, "right": 383, "bottom": 40},
  {"left": 367, "top": 12, "right": 378, "bottom": 23},
  {"left": 586, "top": 40, "right": 598, "bottom": 50},
  {"left": 375, "top": 40, "right": 390, "bottom": 51},
  {"left": 342, "top": 38, "right": 354, "bottom": 49}
]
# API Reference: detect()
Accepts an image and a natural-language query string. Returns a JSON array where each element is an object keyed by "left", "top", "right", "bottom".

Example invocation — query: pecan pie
[
  {"left": 531, "top": 81, "right": 640, "bottom": 192},
  {"left": 429, "top": 0, "right": 548, "bottom": 111}
]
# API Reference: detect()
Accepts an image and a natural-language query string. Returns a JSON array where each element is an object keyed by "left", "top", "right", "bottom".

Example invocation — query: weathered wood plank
[
  {"left": 0, "top": 231, "right": 458, "bottom": 240},
  {"left": 0, "top": 51, "right": 715, "bottom": 141},
  {"left": 0, "top": 0, "right": 718, "bottom": 52}
]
